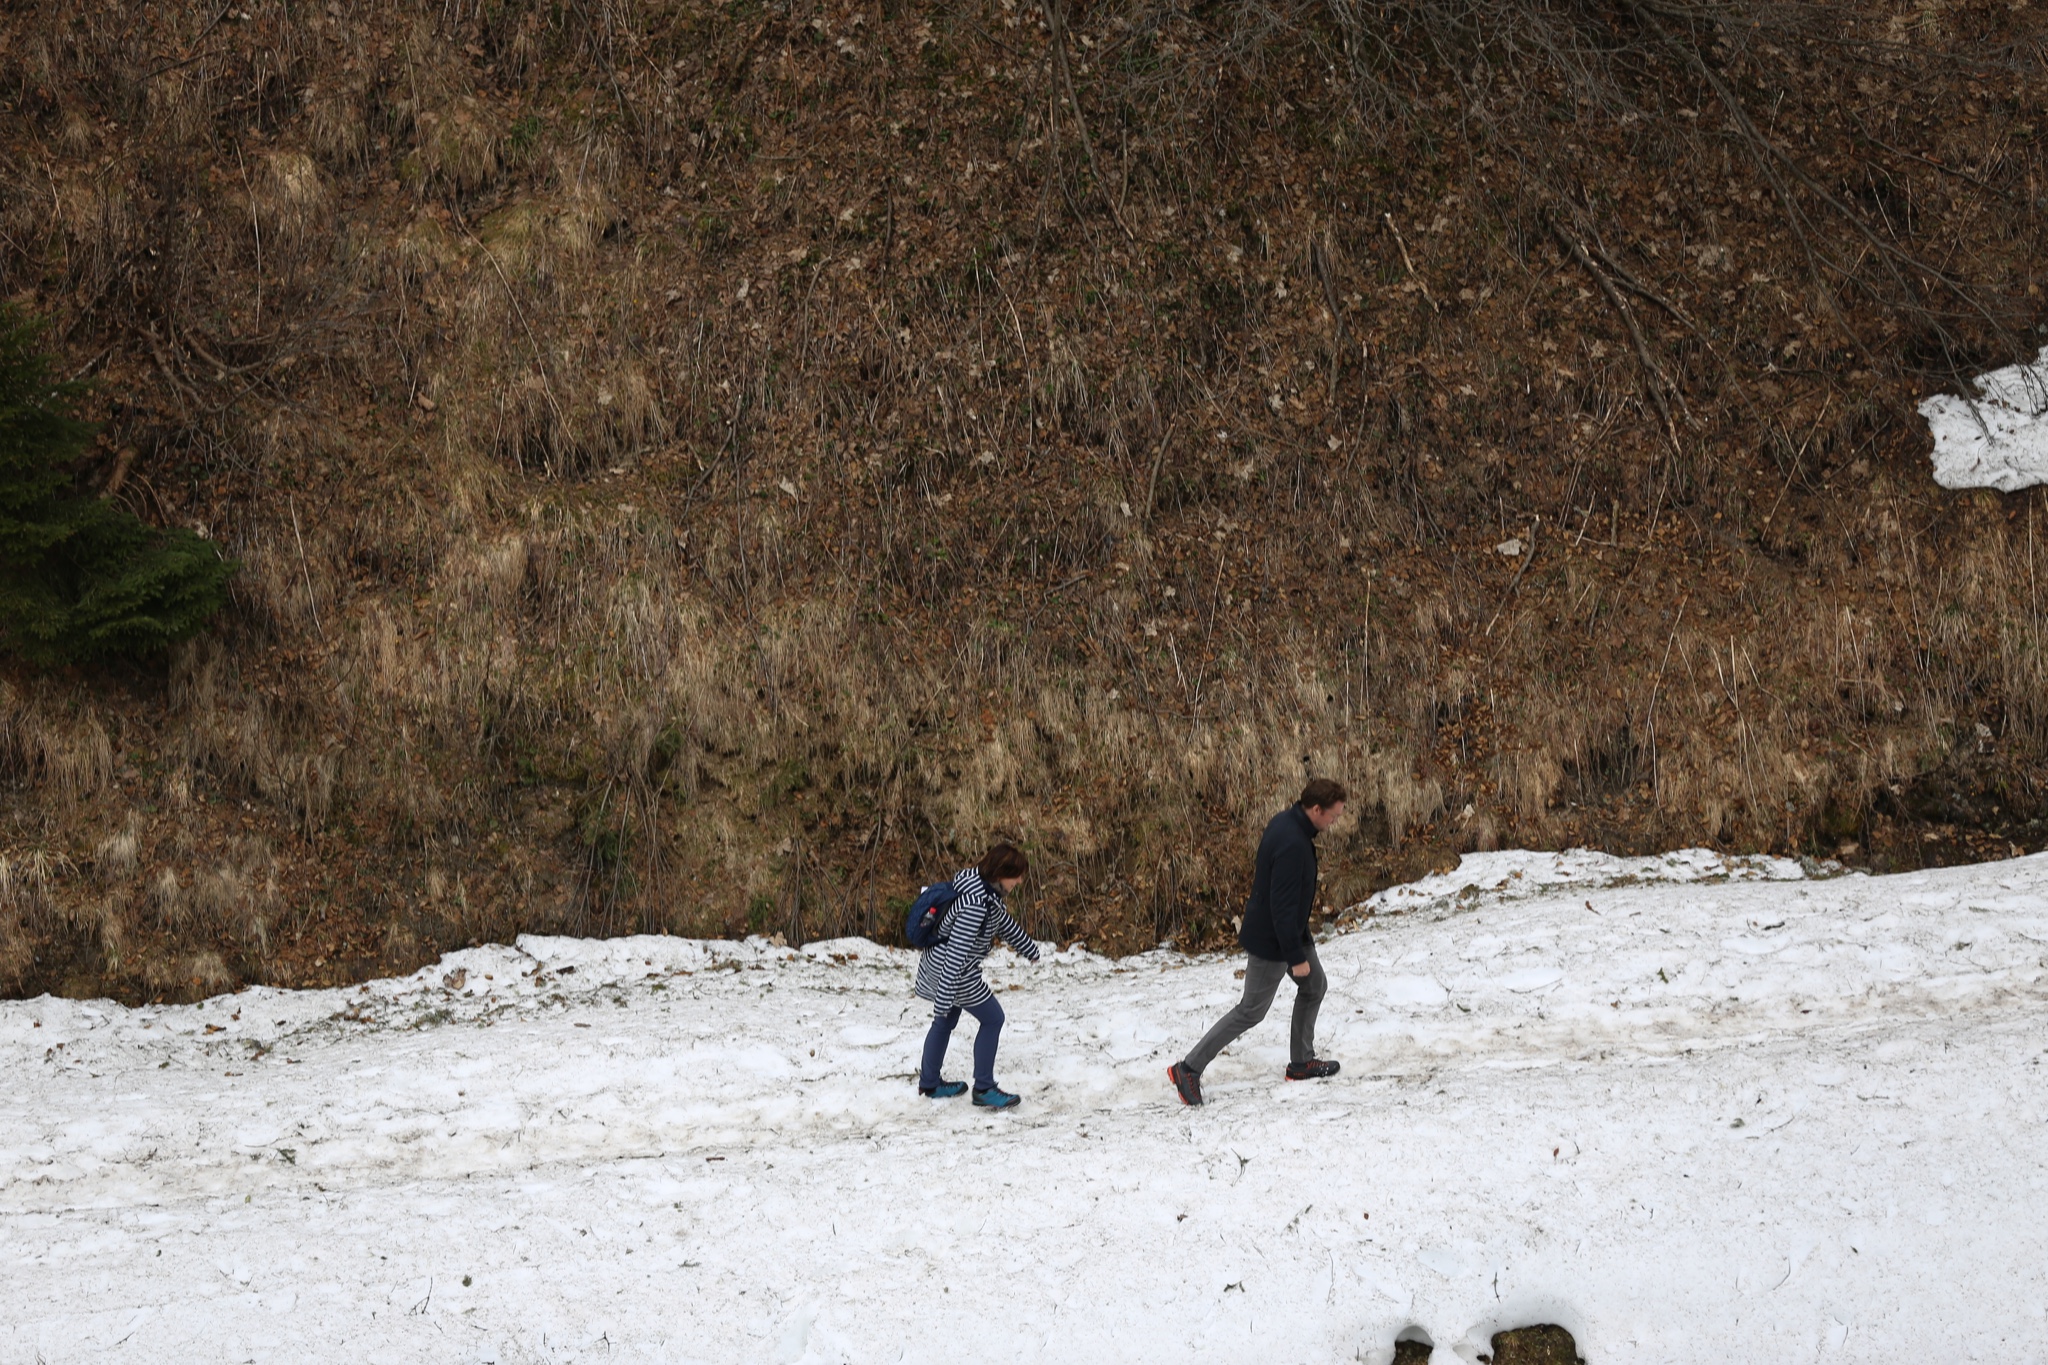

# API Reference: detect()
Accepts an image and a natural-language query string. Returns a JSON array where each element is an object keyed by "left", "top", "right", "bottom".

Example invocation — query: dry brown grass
[{"left": 0, "top": 0, "right": 2042, "bottom": 999}]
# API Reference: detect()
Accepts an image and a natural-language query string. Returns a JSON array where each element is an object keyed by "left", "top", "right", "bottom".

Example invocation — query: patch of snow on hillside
[
  {"left": 1351, "top": 845, "right": 1819, "bottom": 920},
  {"left": 1919, "top": 344, "right": 2048, "bottom": 491}
]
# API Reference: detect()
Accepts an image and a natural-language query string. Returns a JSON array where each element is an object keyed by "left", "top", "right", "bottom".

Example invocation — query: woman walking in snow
[{"left": 913, "top": 843, "right": 1040, "bottom": 1109}]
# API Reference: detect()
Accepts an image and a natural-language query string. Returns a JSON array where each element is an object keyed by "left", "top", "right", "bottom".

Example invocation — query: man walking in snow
[{"left": 1169, "top": 778, "right": 1347, "bottom": 1106}]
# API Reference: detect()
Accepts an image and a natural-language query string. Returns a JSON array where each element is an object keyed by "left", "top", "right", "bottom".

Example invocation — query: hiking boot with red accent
[
  {"left": 1284, "top": 1058, "right": 1341, "bottom": 1081},
  {"left": 1168, "top": 1061, "right": 1204, "bottom": 1106}
]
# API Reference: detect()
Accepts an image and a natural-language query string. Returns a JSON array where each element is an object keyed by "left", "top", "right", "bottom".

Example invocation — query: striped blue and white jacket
[{"left": 911, "top": 867, "right": 1041, "bottom": 1014}]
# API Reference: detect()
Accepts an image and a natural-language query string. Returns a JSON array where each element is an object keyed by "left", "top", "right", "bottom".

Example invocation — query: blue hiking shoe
[
  {"left": 972, "top": 1085, "right": 1020, "bottom": 1109},
  {"left": 920, "top": 1080, "right": 968, "bottom": 1099}
]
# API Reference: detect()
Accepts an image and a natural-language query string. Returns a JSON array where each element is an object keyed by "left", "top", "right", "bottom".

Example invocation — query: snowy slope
[{"left": 5, "top": 850, "right": 2048, "bottom": 1363}]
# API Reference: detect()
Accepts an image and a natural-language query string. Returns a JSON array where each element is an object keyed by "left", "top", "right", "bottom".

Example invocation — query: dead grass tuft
[
  {"left": 151, "top": 868, "right": 184, "bottom": 929},
  {"left": 254, "top": 149, "right": 331, "bottom": 251},
  {"left": 0, "top": 905, "right": 29, "bottom": 990},
  {"left": 188, "top": 838, "right": 276, "bottom": 956},
  {"left": 0, "top": 696, "right": 116, "bottom": 806},
  {"left": 185, "top": 952, "right": 237, "bottom": 997},
  {"left": 1366, "top": 752, "right": 1447, "bottom": 849},
  {"left": 302, "top": 78, "right": 370, "bottom": 168},
  {"left": 412, "top": 96, "right": 501, "bottom": 193},
  {"left": 92, "top": 823, "right": 139, "bottom": 883}
]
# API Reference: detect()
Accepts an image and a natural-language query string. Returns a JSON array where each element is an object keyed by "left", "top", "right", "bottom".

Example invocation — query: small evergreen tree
[{"left": 0, "top": 306, "right": 235, "bottom": 665}]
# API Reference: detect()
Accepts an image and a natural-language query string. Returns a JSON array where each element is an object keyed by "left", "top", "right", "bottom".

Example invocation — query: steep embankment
[{"left": 0, "top": 0, "right": 2045, "bottom": 1000}]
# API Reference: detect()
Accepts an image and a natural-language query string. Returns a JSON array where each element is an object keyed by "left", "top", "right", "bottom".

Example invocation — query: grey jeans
[{"left": 1182, "top": 940, "right": 1326, "bottom": 1074}]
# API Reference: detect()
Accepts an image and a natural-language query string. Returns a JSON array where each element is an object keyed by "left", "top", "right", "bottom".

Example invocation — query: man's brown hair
[
  {"left": 979, "top": 842, "right": 1029, "bottom": 884},
  {"left": 1299, "top": 778, "right": 1348, "bottom": 810}
]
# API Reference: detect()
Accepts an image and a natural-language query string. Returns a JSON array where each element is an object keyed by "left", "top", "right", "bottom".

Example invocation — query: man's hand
[{"left": 1290, "top": 961, "right": 1311, "bottom": 978}]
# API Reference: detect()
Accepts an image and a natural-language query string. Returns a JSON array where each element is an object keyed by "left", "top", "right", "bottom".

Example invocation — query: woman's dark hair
[
  {"left": 978, "top": 842, "right": 1029, "bottom": 884},
  {"left": 1299, "top": 778, "right": 1348, "bottom": 810}
]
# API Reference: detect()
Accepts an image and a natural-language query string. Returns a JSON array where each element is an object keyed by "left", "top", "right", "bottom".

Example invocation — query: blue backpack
[{"left": 904, "top": 880, "right": 960, "bottom": 949}]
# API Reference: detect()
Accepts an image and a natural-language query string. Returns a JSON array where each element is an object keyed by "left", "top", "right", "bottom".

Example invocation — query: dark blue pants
[{"left": 919, "top": 997, "right": 1005, "bottom": 1091}]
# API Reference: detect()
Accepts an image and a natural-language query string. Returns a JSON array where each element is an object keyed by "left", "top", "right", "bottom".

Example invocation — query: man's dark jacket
[{"left": 1238, "top": 804, "right": 1319, "bottom": 966}]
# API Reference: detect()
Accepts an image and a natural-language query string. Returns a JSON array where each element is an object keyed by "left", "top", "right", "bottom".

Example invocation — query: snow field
[{"left": 4, "top": 850, "right": 2048, "bottom": 1363}]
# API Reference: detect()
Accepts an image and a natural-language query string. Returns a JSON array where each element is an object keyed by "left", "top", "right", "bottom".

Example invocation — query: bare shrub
[{"left": 52, "top": 167, "right": 134, "bottom": 296}]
